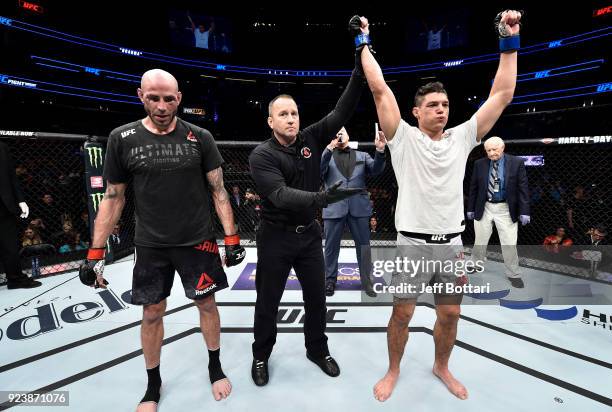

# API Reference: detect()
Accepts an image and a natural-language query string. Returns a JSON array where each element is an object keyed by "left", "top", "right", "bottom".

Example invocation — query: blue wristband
[
  {"left": 355, "top": 33, "right": 370, "bottom": 47},
  {"left": 499, "top": 35, "right": 520, "bottom": 52}
]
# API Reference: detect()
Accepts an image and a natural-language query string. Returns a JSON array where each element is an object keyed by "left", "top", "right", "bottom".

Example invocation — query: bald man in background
[
  {"left": 467, "top": 136, "right": 530, "bottom": 288},
  {"left": 78, "top": 69, "right": 245, "bottom": 410}
]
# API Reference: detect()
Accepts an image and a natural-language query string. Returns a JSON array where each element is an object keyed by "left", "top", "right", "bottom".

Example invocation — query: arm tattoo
[
  {"left": 104, "top": 185, "right": 118, "bottom": 199},
  {"left": 207, "top": 167, "right": 229, "bottom": 200},
  {"left": 103, "top": 183, "right": 125, "bottom": 200},
  {"left": 207, "top": 166, "right": 236, "bottom": 234}
]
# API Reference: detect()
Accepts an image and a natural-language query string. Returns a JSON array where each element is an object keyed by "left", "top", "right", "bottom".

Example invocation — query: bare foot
[
  {"left": 432, "top": 366, "right": 468, "bottom": 400},
  {"left": 211, "top": 377, "right": 232, "bottom": 401},
  {"left": 136, "top": 401, "right": 158, "bottom": 412},
  {"left": 373, "top": 370, "right": 399, "bottom": 402}
]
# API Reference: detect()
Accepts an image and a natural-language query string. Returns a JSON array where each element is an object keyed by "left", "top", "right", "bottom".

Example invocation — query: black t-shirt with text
[{"left": 103, "top": 118, "right": 224, "bottom": 247}]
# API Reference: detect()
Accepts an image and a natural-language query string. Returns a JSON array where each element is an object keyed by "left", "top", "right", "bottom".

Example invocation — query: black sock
[
  {"left": 140, "top": 365, "right": 161, "bottom": 404},
  {"left": 208, "top": 348, "right": 227, "bottom": 384}
]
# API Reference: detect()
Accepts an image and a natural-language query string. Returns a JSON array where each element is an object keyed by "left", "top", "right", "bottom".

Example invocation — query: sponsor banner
[
  {"left": 83, "top": 142, "right": 106, "bottom": 246},
  {"left": 232, "top": 263, "right": 386, "bottom": 290}
]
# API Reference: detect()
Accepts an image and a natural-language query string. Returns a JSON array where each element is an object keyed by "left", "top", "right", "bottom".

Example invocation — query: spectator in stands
[
  {"left": 15, "top": 164, "right": 32, "bottom": 189},
  {"left": 51, "top": 221, "right": 75, "bottom": 248},
  {"left": 29, "top": 218, "right": 48, "bottom": 239},
  {"left": 586, "top": 225, "right": 608, "bottom": 246},
  {"left": 58, "top": 230, "right": 88, "bottom": 254},
  {"left": 530, "top": 184, "right": 542, "bottom": 204},
  {"left": 169, "top": 19, "right": 194, "bottom": 47},
  {"left": 188, "top": 15, "right": 219, "bottom": 51},
  {"left": 571, "top": 225, "right": 610, "bottom": 279},
  {"left": 21, "top": 225, "right": 43, "bottom": 247},
  {"left": 549, "top": 180, "right": 565, "bottom": 203},
  {"left": 370, "top": 216, "right": 378, "bottom": 233},
  {"left": 230, "top": 185, "right": 242, "bottom": 209},
  {"left": 543, "top": 227, "right": 573, "bottom": 253},
  {"left": 37, "top": 193, "right": 62, "bottom": 233},
  {"left": 76, "top": 210, "right": 90, "bottom": 241},
  {"left": 244, "top": 188, "right": 261, "bottom": 232},
  {"left": 109, "top": 223, "right": 122, "bottom": 248},
  {"left": 566, "top": 185, "right": 588, "bottom": 237}
]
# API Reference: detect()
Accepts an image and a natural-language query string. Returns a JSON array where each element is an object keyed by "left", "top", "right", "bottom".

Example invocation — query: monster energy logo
[
  {"left": 86, "top": 147, "right": 103, "bottom": 168},
  {"left": 90, "top": 193, "right": 104, "bottom": 212}
]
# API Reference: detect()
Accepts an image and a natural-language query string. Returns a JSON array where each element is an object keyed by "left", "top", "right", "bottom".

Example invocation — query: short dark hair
[
  {"left": 594, "top": 224, "right": 608, "bottom": 236},
  {"left": 268, "top": 94, "right": 295, "bottom": 116},
  {"left": 414, "top": 82, "right": 447, "bottom": 107}
]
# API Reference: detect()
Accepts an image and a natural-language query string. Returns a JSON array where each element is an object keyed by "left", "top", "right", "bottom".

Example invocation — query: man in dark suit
[
  {"left": 467, "top": 136, "right": 530, "bottom": 287},
  {"left": 0, "top": 141, "right": 41, "bottom": 289},
  {"left": 321, "top": 127, "right": 386, "bottom": 297},
  {"left": 229, "top": 185, "right": 242, "bottom": 210}
]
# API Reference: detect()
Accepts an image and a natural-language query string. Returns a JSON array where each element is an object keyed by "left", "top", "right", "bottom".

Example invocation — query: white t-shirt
[
  {"left": 388, "top": 115, "right": 479, "bottom": 234},
  {"left": 195, "top": 30, "right": 209, "bottom": 49}
]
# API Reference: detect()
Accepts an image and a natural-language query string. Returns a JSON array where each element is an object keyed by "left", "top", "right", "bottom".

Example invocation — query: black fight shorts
[{"left": 131, "top": 239, "right": 228, "bottom": 305}]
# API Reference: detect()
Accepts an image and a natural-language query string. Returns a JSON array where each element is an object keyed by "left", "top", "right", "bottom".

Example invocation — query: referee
[{"left": 248, "top": 45, "right": 368, "bottom": 386}]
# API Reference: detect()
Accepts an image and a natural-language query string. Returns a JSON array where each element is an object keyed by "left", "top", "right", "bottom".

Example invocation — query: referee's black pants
[{"left": 252, "top": 221, "right": 329, "bottom": 361}]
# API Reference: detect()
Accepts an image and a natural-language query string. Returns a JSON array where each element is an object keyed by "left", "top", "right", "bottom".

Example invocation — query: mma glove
[
  {"left": 224, "top": 234, "right": 246, "bottom": 267},
  {"left": 494, "top": 10, "right": 522, "bottom": 52},
  {"left": 79, "top": 247, "right": 108, "bottom": 288}
]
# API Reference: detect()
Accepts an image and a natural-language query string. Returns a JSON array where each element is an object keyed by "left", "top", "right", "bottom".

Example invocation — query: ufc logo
[
  {"left": 120, "top": 129, "right": 136, "bottom": 138},
  {"left": 431, "top": 235, "right": 447, "bottom": 241}
]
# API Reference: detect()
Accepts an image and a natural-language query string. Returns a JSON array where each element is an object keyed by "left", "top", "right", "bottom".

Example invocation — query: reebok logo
[
  {"left": 195, "top": 273, "right": 217, "bottom": 295},
  {"left": 186, "top": 131, "right": 197, "bottom": 142}
]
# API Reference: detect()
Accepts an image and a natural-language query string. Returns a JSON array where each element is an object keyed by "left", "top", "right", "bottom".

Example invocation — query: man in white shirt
[
  {"left": 352, "top": 10, "right": 522, "bottom": 402},
  {"left": 188, "top": 14, "right": 210, "bottom": 49}
]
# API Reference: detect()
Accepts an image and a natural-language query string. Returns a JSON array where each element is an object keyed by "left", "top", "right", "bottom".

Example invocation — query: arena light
[
  {"left": 18, "top": 0, "right": 44, "bottom": 14},
  {"left": 516, "top": 59, "right": 604, "bottom": 83},
  {"left": 0, "top": 74, "right": 37, "bottom": 88},
  {"left": 0, "top": 72, "right": 141, "bottom": 104},
  {"left": 478, "top": 82, "right": 612, "bottom": 106},
  {"left": 85, "top": 67, "right": 101, "bottom": 76},
  {"left": 35, "top": 62, "right": 79, "bottom": 73},
  {"left": 31, "top": 55, "right": 141, "bottom": 81},
  {"left": 119, "top": 47, "right": 143, "bottom": 56},
  {"left": 2, "top": 16, "right": 610, "bottom": 77},
  {"left": 6, "top": 86, "right": 141, "bottom": 105},
  {"left": 106, "top": 75, "right": 139, "bottom": 84},
  {"left": 593, "top": 5, "right": 612, "bottom": 17},
  {"left": 443, "top": 60, "right": 463, "bottom": 67}
]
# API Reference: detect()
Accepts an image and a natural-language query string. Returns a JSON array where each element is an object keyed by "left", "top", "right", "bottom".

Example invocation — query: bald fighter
[{"left": 79, "top": 69, "right": 245, "bottom": 410}]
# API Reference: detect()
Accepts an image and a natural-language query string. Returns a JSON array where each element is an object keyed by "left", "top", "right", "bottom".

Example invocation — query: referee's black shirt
[{"left": 249, "top": 70, "right": 364, "bottom": 226}]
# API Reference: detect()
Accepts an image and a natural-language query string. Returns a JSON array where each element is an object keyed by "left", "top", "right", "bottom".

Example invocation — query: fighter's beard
[{"left": 145, "top": 108, "right": 177, "bottom": 132}]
